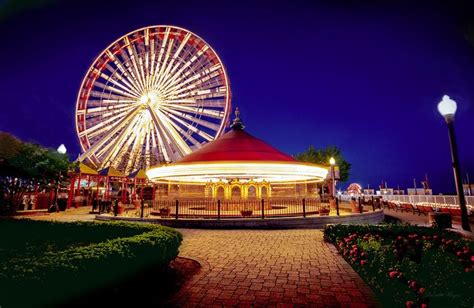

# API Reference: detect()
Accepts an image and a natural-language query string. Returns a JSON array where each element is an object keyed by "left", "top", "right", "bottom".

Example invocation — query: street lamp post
[
  {"left": 329, "top": 157, "right": 336, "bottom": 199},
  {"left": 437, "top": 95, "right": 471, "bottom": 231},
  {"left": 53, "top": 144, "right": 67, "bottom": 212}
]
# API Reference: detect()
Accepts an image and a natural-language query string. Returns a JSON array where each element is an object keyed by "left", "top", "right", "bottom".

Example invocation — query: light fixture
[
  {"left": 329, "top": 157, "right": 336, "bottom": 165},
  {"left": 437, "top": 95, "right": 457, "bottom": 120},
  {"left": 57, "top": 144, "right": 67, "bottom": 154}
]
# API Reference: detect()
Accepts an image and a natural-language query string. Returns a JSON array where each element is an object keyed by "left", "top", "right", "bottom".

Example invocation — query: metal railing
[
  {"left": 339, "top": 194, "right": 474, "bottom": 209},
  {"left": 111, "top": 198, "right": 371, "bottom": 219}
]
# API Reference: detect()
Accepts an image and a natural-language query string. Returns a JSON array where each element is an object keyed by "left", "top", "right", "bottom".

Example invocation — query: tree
[
  {"left": 294, "top": 145, "right": 352, "bottom": 182},
  {"left": 0, "top": 132, "right": 72, "bottom": 214},
  {"left": 0, "top": 132, "right": 22, "bottom": 176}
]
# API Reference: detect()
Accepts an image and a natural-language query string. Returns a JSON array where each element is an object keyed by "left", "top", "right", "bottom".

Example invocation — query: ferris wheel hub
[{"left": 139, "top": 91, "right": 159, "bottom": 106}]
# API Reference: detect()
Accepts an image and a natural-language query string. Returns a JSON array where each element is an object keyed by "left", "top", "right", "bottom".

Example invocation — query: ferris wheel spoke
[
  {"left": 89, "top": 90, "right": 134, "bottom": 102},
  {"left": 172, "top": 84, "right": 226, "bottom": 103},
  {"left": 162, "top": 64, "right": 221, "bottom": 98},
  {"left": 154, "top": 39, "right": 175, "bottom": 90},
  {"left": 157, "top": 33, "right": 192, "bottom": 90},
  {"left": 124, "top": 37, "right": 147, "bottom": 91},
  {"left": 147, "top": 106, "right": 192, "bottom": 156},
  {"left": 160, "top": 105, "right": 220, "bottom": 131},
  {"left": 118, "top": 50, "right": 144, "bottom": 93},
  {"left": 159, "top": 98, "right": 226, "bottom": 108},
  {"left": 98, "top": 71, "right": 142, "bottom": 98},
  {"left": 80, "top": 109, "right": 131, "bottom": 138},
  {"left": 136, "top": 33, "right": 150, "bottom": 89},
  {"left": 149, "top": 126, "right": 161, "bottom": 163},
  {"left": 87, "top": 99, "right": 136, "bottom": 107},
  {"left": 78, "top": 106, "right": 142, "bottom": 162},
  {"left": 160, "top": 60, "right": 218, "bottom": 97},
  {"left": 150, "top": 113, "right": 175, "bottom": 162},
  {"left": 105, "top": 51, "right": 143, "bottom": 95},
  {"left": 161, "top": 104, "right": 224, "bottom": 119},
  {"left": 163, "top": 111, "right": 214, "bottom": 142},
  {"left": 98, "top": 112, "right": 145, "bottom": 166},
  {"left": 159, "top": 53, "right": 211, "bottom": 95},
  {"left": 148, "top": 38, "right": 159, "bottom": 89},
  {"left": 184, "top": 90, "right": 228, "bottom": 102},
  {"left": 90, "top": 82, "right": 138, "bottom": 100},
  {"left": 157, "top": 111, "right": 203, "bottom": 147},
  {"left": 89, "top": 105, "right": 135, "bottom": 123},
  {"left": 144, "top": 129, "right": 152, "bottom": 169},
  {"left": 149, "top": 30, "right": 169, "bottom": 89},
  {"left": 125, "top": 126, "right": 147, "bottom": 172},
  {"left": 86, "top": 103, "right": 135, "bottom": 115}
]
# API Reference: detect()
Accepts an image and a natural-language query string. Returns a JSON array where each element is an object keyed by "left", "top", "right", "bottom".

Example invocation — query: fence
[
  {"left": 339, "top": 194, "right": 474, "bottom": 208},
  {"left": 115, "top": 198, "right": 360, "bottom": 219}
]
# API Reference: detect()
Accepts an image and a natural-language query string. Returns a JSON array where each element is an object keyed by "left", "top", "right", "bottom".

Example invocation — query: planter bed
[
  {"left": 0, "top": 219, "right": 182, "bottom": 307},
  {"left": 324, "top": 224, "right": 474, "bottom": 308}
]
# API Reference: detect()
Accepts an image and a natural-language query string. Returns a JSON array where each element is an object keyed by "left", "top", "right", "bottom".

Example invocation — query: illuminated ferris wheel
[{"left": 75, "top": 25, "right": 231, "bottom": 174}]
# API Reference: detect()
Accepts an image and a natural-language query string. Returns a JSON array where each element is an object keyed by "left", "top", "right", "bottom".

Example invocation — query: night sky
[{"left": 1, "top": 0, "right": 473, "bottom": 194}]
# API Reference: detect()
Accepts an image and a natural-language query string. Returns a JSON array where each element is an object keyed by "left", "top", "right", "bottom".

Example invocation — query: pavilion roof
[
  {"left": 128, "top": 169, "right": 147, "bottom": 179},
  {"left": 98, "top": 166, "right": 124, "bottom": 177},
  {"left": 76, "top": 162, "right": 98, "bottom": 175}
]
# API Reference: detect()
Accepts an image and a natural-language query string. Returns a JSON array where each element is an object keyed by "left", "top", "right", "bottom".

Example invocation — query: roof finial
[{"left": 230, "top": 107, "right": 245, "bottom": 130}]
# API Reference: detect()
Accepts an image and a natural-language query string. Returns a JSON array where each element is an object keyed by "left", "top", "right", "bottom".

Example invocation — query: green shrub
[{"left": 0, "top": 220, "right": 182, "bottom": 306}]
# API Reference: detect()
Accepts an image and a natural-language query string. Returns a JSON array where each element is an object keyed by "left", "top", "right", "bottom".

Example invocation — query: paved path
[
  {"left": 20, "top": 206, "right": 96, "bottom": 222},
  {"left": 173, "top": 229, "right": 377, "bottom": 307}
]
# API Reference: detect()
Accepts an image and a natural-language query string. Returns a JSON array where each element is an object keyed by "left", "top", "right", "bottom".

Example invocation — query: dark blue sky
[{"left": 1, "top": 0, "right": 473, "bottom": 193}]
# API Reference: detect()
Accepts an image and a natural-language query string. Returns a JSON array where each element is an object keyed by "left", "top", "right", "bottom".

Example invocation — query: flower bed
[
  {"left": 0, "top": 219, "right": 182, "bottom": 307},
  {"left": 324, "top": 225, "right": 474, "bottom": 307}
]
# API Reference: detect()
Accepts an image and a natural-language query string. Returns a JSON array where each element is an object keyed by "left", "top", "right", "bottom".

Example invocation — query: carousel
[{"left": 146, "top": 108, "right": 329, "bottom": 200}]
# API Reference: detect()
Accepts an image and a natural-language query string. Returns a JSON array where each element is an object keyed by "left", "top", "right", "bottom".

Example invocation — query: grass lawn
[
  {"left": 0, "top": 219, "right": 182, "bottom": 307},
  {"left": 324, "top": 224, "right": 474, "bottom": 308}
]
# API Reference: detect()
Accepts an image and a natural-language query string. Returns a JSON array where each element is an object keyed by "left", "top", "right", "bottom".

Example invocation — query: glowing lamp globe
[
  {"left": 437, "top": 95, "right": 457, "bottom": 118},
  {"left": 329, "top": 157, "right": 336, "bottom": 165},
  {"left": 57, "top": 144, "right": 67, "bottom": 154}
]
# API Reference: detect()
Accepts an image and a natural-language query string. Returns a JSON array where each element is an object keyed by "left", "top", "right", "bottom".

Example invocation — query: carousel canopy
[
  {"left": 178, "top": 129, "right": 295, "bottom": 163},
  {"left": 147, "top": 108, "right": 328, "bottom": 183}
]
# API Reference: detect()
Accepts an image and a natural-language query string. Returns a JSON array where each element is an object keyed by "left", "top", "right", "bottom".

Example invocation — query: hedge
[{"left": 0, "top": 220, "right": 182, "bottom": 306}]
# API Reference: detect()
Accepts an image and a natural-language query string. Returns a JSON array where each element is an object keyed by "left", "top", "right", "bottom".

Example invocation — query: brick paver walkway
[
  {"left": 173, "top": 229, "right": 377, "bottom": 307},
  {"left": 23, "top": 206, "right": 96, "bottom": 222}
]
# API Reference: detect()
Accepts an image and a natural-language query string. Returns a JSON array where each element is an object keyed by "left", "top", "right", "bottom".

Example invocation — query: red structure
[{"left": 179, "top": 128, "right": 295, "bottom": 163}]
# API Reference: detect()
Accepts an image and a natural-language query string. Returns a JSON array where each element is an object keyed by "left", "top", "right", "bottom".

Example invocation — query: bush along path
[
  {"left": 324, "top": 225, "right": 474, "bottom": 308},
  {"left": 0, "top": 220, "right": 182, "bottom": 307}
]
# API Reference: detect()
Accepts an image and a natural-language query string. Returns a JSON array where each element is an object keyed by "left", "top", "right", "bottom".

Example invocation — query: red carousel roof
[
  {"left": 147, "top": 108, "right": 328, "bottom": 183},
  {"left": 178, "top": 126, "right": 295, "bottom": 163}
]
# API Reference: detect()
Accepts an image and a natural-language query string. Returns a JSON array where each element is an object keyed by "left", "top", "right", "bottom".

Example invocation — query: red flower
[
  {"left": 419, "top": 287, "right": 426, "bottom": 294},
  {"left": 421, "top": 304, "right": 428, "bottom": 308},
  {"left": 405, "top": 300, "right": 414, "bottom": 308},
  {"left": 389, "top": 271, "right": 398, "bottom": 278},
  {"left": 360, "top": 260, "right": 367, "bottom": 266}
]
